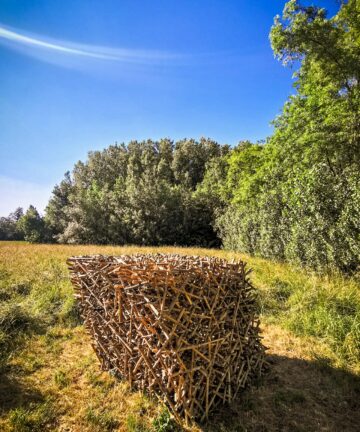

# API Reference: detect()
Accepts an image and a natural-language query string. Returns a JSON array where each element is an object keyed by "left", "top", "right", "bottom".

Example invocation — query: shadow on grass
[
  {"left": 1, "top": 352, "right": 359, "bottom": 432},
  {"left": 203, "top": 355, "right": 360, "bottom": 432},
  {"left": 0, "top": 373, "right": 44, "bottom": 415}
]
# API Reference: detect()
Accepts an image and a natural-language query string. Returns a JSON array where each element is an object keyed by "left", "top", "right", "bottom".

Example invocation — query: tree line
[
  {"left": 1, "top": 0, "right": 359, "bottom": 273},
  {"left": 1, "top": 138, "right": 229, "bottom": 247}
]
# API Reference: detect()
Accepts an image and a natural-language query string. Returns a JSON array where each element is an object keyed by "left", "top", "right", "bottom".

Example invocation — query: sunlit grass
[
  {"left": 0, "top": 241, "right": 359, "bottom": 431},
  {"left": 0, "top": 240, "right": 359, "bottom": 369}
]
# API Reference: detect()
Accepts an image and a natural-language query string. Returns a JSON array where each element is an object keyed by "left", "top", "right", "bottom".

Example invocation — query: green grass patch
[
  {"left": 152, "top": 409, "right": 179, "bottom": 432},
  {"left": 8, "top": 399, "right": 56, "bottom": 432},
  {"left": 126, "top": 414, "right": 150, "bottom": 432},
  {"left": 54, "top": 370, "right": 71, "bottom": 389},
  {"left": 0, "top": 242, "right": 359, "bottom": 431},
  {"left": 251, "top": 258, "right": 360, "bottom": 367},
  {"left": 85, "top": 406, "right": 119, "bottom": 431}
]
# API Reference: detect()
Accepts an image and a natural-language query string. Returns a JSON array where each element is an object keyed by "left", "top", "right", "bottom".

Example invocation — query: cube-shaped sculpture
[{"left": 68, "top": 254, "right": 265, "bottom": 423}]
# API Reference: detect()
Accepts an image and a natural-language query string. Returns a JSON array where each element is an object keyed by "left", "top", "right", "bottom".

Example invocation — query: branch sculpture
[{"left": 67, "top": 254, "right": 266, "bottom": 424}]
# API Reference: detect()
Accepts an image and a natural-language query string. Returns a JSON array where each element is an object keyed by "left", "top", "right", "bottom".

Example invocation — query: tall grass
[
  {"left": 0, "top": 241, "right": 359, "bottom": 372},
  {"left": 247, "top": 257, "right": 360, "bottom": 366},
  {"left": 0, "top": 242, "right": 359, "bottom": 431}
]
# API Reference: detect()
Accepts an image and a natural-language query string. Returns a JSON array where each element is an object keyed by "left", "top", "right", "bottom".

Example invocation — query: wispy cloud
[{"left": 0, "top": 23, "right": 181, "bottom": 65}]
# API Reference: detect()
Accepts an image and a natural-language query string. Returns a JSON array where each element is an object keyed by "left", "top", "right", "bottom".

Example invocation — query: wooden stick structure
[{"left": 67, "top": 254, "right": 266, "bottom": 424}]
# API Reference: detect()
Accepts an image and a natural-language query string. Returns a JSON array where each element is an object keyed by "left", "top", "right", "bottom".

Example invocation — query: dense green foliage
[
  {"left": 18, "top": 206, "right": 49, "bottom": 243},
  {"left": 215, "top": 0, "right": 360, "bottom": 273},
  {"left": 0, "top": 208, "right": 24, "bottom": 241},
  {"left": 0, "top": 206, "right": 49, "bottom": 244},
  {"left": 45, "top": 138, "right": 228, "bottom": 246}
]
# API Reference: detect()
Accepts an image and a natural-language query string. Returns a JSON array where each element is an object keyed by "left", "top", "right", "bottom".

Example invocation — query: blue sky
[{"left": 0, "top": 0, "right": 339, "bottom": 216}]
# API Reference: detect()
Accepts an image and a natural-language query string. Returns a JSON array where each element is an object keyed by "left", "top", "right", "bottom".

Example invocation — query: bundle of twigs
[{"left": 67, "top": 254, "right": 265, "bottom": 423}]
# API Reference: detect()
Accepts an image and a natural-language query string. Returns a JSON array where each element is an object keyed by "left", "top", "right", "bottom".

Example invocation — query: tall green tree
[
  {"left": 18, "top": 206, "right": 47, "bottom": 243},
  {"left": 45, "top": 171, "right": 74, "bottom": 241},
  {"left": 0, "top": 207, "right": 24, "bottom": 240},
  {"left": 46, "top": 138, "right": 228, "bottom": 246},
  {"left": 215, "top": 0, "right": 360, "bottom": 272}
]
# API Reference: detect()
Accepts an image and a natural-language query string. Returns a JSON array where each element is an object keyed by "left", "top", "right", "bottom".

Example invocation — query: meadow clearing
[{"left": 0, "top": 241, "right": 359, "bottom": 431}]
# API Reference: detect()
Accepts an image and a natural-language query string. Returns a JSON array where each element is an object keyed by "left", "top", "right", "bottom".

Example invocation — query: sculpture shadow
[
  {"left": 0, "top": 371, "right": 44, "bottom": 415},
  {"left": 204, "top": 354, "right": 360, "bottom": 432}
]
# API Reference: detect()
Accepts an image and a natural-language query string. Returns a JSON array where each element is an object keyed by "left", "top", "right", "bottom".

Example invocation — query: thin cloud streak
[{"left": 0, "top": 24, "right": 181, "bottom": 64}]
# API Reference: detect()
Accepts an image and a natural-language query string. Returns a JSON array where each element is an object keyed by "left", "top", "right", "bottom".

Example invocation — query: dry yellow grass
[{"left": 0, "top": 242, "right": 359, "bottom": 431}]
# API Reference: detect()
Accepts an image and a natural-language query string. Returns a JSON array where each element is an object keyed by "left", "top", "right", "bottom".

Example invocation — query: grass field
[{"left": 0, "top": 242, "right": 359, "bottom": 431}]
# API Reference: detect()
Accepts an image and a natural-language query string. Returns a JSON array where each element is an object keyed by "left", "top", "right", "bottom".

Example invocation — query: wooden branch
[{"left": 67, "top": 253, "right": 266, "bottom": 423}]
